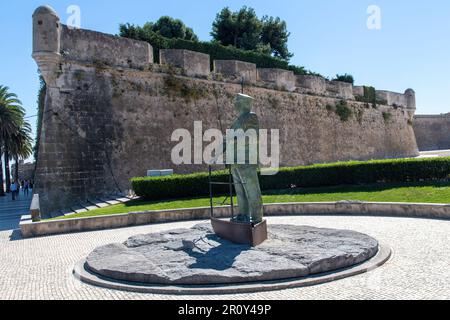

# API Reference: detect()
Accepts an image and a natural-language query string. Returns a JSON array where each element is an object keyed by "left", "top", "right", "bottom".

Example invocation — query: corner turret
[
  {"left": 404, "top": 88, "right": 416, "bottom": 118},
  {"left": 405, "top": 89, "right": 416, "bottom": 110},
  {"left": 32, "top": 5, "right": 61, "bottom": 86}
]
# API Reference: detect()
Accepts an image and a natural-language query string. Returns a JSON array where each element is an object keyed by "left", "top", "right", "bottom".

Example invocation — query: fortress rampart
[
  {"left": 32, "top": 6, "right": 419, "bottom": 215},
  {"left": 413, "top": 114, "right": 450, "bottom": 151}
]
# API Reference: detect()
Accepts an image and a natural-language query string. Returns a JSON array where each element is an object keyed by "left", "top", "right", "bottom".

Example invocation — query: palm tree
[
  {"left": 0, "top": 85, "right": 25, "bottom": 196},
  {"left": 10, "top": 121, "right": 33, "bottom": 181}
]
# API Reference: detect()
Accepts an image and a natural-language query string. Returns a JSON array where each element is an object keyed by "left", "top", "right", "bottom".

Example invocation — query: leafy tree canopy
[
  {"left": 119, "top": 16, "right": 198, "bottom": 42},
  {"left": 261, "top": 16, "right": 292, "bottom": 60},
  {"left": 211, "top": 6, "right": 293, "bottom": 61}
]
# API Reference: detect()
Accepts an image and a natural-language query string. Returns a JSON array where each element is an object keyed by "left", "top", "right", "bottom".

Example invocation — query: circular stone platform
[{"left": 75, "top": 223, "right": 390, "bottom": 294}]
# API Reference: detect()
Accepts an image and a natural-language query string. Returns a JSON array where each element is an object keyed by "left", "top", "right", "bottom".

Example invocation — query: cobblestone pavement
[{"left": 0, "top": 215, "right": 449, "bottom": 300}]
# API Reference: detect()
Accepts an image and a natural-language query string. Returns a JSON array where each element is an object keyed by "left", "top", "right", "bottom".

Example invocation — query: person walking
[
  {"left": 10, "top": 181, "right": 17, "bottom": 201},
  {"left": 24, "top": 180, "right": 29, "bottom": 196}
]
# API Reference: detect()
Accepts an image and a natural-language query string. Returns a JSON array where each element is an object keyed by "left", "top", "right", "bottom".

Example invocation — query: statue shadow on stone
[{"left": 183, "top": 234, "right": 251, "bottom": 271}]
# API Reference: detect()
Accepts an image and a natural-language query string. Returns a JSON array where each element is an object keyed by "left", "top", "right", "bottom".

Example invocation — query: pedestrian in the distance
[
  {"left": 10, "top": 181, "right": 18, "bottom": 201},
  {"left": 24, "top": 180, "right": 30, "bottom": 196}
]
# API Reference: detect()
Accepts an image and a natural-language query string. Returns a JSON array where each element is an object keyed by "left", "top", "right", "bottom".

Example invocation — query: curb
[{"left": 20, "top": 201, "right": 450, "bottom": 238}]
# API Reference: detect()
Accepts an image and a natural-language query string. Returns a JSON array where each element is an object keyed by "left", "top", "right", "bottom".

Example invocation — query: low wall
[
  {"left": 61, "top": 26, "right": 153, "bottom": 69},
  {"left": 414, "top": 114, "right": 450, "bottom": 151},
  {"left": 214, "top": 60, "right": 257, "bottom": 83},
  {"left": 160, "top": 49, "right": 210, "bottom": 77},
  {"left": 325, "top": 81, "right": 354, "bottom": 100},
  {"left": 20, "top": 201, "right": 450, "bottom": 238},
  {"left": 257, "top": 68, "right": 296, "bottom": 92}
]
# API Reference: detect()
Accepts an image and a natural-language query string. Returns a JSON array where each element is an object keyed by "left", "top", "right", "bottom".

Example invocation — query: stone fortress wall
[
  {"left": 413, "top": 114, "right": 450, "bottom": 151},
  {"left": 32, "top": 6, "right": 419, "bottom": 215}
]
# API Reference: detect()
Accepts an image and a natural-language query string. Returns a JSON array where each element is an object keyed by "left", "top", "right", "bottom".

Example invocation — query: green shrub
[
  {"left": 364, "top": 86, "right": 376, "bottom": 103},
  {"left": 355, "top": 86, "right": 388, "bottom": 108},
  {"left": 120, "top": 26, "right": 320, "bottom": 76},
  {"left": 335, "top": 100, "right": 353, "bottom": 121},
  {"left": 132, "top": 170, "right": 230, "bottom": 200},
  {"left": 170, "top": 38, "right": 296, "bottom": 72},
  {"left": 132, "top": 157, "right": 450, "bottom": 200},
  {"left": 164, "top": 73, "right": 207, "bottom": 101},
  {"left": 382, "top": 112, "right": 392, "bottom": 122},
  {"left": 333, "top": 74, "right": 354, "bottom": 84},
  {"left": 326, "top": 104, "right": 334, "bottom": 112}
]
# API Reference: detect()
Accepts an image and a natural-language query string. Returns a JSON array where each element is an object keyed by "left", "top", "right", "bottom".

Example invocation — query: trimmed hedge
[
  {"left": 169, "top": 39, "right": 297, "bottom": 72},
  {"left": 132, "top": 158, "right": 450, "bottom": 201},
  {"left": 120, "top": 27, "right": 316, "bottom": 76}
]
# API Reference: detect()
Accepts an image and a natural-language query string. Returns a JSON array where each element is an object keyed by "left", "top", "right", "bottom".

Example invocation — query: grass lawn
[{"left": 48, "top": 181, "right": 450, "bottom": 220}]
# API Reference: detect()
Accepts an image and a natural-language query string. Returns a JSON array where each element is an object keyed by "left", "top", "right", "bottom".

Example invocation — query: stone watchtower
[
  {"left": 32, "top": 5, "right": 61, "bottom": 87},
  {"left": 405, "top": 88, "right": 416, "bottom": 118}
]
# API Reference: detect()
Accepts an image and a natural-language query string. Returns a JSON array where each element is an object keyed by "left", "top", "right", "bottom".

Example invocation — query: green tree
[
  {"left": 212, "top": 7, "right": 292, "bottom": 61},
  {"left": 150, "top": 16, "right": 198, "bottom": 41},
  {"left": 119, "top": 16, "right": 198, "bottom": 42},
  {"left": 211, "top": 7, "right": 262, "bottom": 51},
  {"left": 0, "top": 86, "right": 25, "bottom": 195},
  {"left": 261, "top": 16, "right": 293, "bottom": 60},
  {"left": 10, "top": 121, "right": 33, "bottom": 182}
]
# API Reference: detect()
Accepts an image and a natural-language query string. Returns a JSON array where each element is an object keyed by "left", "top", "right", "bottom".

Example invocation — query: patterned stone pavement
[{"left": 0, "top": 215, "right": 449, "bottom": 300}]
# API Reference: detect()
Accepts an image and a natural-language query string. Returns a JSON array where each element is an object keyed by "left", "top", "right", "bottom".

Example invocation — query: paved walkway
[
  {"left": 0, "top": 215, "right": 449, "bottom": 300},
  {"left": 418, "top": 149, "right": 450, "bottom": 158},
  {"left": 0, "top": 192, "right": 32, "bottom": 232}
]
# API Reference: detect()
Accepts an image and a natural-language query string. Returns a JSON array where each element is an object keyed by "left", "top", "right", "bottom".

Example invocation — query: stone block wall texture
[
  {"left": 326, "top": 81, "right": 354, "bottom": 100},
  {"left": 11, "top": 163, "right": 35, "bottom": 181},
  {"left": 296, "top": 75, "right": 327, "bottom": 95},
  {"left": 413, "top": 114, "right": 450, "bottom": 151},
  {"left": 32, "top": 6, "right": 419, "bottom": 215},
  {"left": 257, "top": 68, "right": 296, "bottom": 92},
  {"left": 353, "top": 86, "right": 364, "bottom": 97},
  {"left": 61, "top": 26, "right": 153, "bottom": 69},
  {"left": 214, "top": 60, "right": 257, "bottom": 83},
  {"left": 160, "top": 49, "right": 210, "bottom": 77}
]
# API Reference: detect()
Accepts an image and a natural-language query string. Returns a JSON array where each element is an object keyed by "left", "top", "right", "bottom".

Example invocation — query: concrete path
[
  {"left": 418, "top": 149, "right": 450, "bottom": 158},
  {"left": 0, "top": 215, "right": 449, "bottom": 300},
  {"left": 0, "top": 192, "right": 32, "bottom": 232}
]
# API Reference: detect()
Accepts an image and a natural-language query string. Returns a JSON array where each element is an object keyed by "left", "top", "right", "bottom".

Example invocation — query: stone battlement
[
  {"left": 60, "top": 26, "right": 153, "bottom": 70},
  {"left": 415, "top": 113, "right": 450, "bottom": 119},
  {"left": 32, "top": 5, "right": 415, "bottom": 110},
  {"left": 413, "top": 113, "right": 450, "bottom": 151}
]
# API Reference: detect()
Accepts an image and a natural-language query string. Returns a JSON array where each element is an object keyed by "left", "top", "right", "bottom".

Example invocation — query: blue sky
[{"left": 1, "top": 0, "right": 450, "bottom": 143}]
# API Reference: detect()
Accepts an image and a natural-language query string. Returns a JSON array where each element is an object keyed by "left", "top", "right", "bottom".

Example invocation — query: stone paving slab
[
  {"left": 86, "top": 224, "right": 379, "bottom": 286},
  {"left": 1, "top": 215, "right": 450, "bottom": 300},
  {"left": 94, "top": 203, "right": 111, "bottom": 209},
  {"left": 71, "top": 206, "right": 88, "bottom": 214},
  {"left": 99, "top": 199, "right": 121, "bottom": 206}
]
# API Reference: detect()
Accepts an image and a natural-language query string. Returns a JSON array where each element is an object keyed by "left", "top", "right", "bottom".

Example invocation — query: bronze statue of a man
[{"left": 226, "top": 94, "right": 264, "bottom": 224}]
